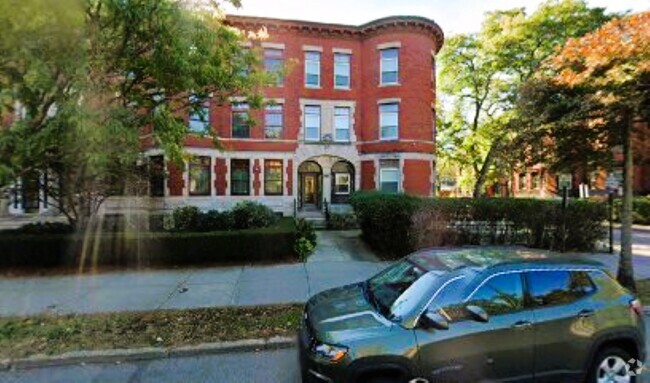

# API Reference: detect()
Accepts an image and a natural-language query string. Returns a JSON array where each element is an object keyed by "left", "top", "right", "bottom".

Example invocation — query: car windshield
[{"left": 365, "top": 259, "right": 429, "bottom": 320}]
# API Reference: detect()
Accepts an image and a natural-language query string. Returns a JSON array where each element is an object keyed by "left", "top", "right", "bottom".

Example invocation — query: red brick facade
[{"left": 142, "top": 15, "right": 443, "bottom": 214}]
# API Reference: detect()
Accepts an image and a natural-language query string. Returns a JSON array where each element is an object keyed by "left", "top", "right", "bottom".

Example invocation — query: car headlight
[{"left": 314, "top": 343, "right": 348, "bottom": 363}]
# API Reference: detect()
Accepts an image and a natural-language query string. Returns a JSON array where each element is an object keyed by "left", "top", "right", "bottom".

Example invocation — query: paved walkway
[{"left": 0, "top": 231, "right": 387, "bottom": 317}]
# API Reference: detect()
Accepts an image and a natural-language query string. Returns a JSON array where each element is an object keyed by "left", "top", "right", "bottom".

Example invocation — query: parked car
[{"left": 299, "top": 247, "right": 646, "bottom": 383}]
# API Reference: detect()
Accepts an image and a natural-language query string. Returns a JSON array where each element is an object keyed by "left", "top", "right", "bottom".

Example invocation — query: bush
[
  {"left": 350, "top": 191, "right": 422, "bottom": 258},
  {"left": 295, "top": 218, "right": 316, "bottom": 247},
  {"left": 351, "top": 191, "right": 607, "bottom": 259},
  {"left": 327, "top": 213, "right": 359, "bottom": 230},
  {"left": 197, "top": 210, "right": 234, "bottom": 232},
  {"left": 0, "top": 218, "right": 298, "bottom": 270},
  {"left": 612, "top": 196, "right": 650, "bottom": 225},
  {"left": 231, "top": 201, "right": 278, "bottom": 230},
  {"left": 3, "top": 222, "right": 74, "bottom": 235},
  {"left": 294, "top": 237, "right": 315, "bottom": 262},
  {"left": 171, "top": 206, "right": 201, "bottom": 232}
]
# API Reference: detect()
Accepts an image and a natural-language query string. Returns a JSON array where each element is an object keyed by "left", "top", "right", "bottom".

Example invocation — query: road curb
[{"left": 0, "top": 336, "right": 296, "bottom": 371}]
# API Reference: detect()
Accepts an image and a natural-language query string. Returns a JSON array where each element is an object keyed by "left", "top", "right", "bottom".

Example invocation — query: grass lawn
[{"left": 0, "top": 304, "right": 302, "bottom": 359}]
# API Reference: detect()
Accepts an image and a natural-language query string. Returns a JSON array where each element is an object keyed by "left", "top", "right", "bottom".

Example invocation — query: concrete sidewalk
[{"left": 0, "top": 231, "right": 387, "bottom": 317}]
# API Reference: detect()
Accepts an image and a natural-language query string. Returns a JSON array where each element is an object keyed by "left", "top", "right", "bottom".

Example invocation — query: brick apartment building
[{"left": 132, "top": 15, "right": 444, "bottom": 217}]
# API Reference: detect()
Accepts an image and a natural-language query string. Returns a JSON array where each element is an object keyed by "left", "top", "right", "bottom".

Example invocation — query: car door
[
  {"left": 525, "top": 270, "right": 597, "bottom": 382},
  {"left": 414, "top": 272, "right": 535, "bottom": 382}
]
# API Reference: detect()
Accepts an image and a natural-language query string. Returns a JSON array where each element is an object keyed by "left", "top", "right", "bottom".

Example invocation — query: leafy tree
[
  {"left": 517, "top": 11, "right": 650, "bottom": 290},
  {"left": 438, "top": 0, "right": 610, "bottom": 197},
  {"left": 0, "top": 0, "right": 266, "bottom": 228}
]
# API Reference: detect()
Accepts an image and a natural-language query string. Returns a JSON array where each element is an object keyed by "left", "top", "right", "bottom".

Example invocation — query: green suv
[{"left": 299, "top": 248, "right": 646, "bottom": 383}]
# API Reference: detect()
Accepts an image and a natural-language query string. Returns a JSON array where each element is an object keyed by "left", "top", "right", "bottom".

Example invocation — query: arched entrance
[
  {"left": 331, "top": 160, "right": 355, "bottom": 204},
  {"left": 298, "top": 161, "right": 322, "bottom": 210}
]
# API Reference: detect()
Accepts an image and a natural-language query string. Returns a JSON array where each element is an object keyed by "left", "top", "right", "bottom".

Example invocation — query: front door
[
  {"left": 414, "top": 272, "right": 534, "bottom": 382},
  {"left": 302, "top": 174, "right": 318, "bottom": 205}
]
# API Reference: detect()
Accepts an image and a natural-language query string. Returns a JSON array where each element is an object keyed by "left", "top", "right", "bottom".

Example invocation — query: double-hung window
[
  {"left": 334, "top": 53, "right": 351, "bottom": 88},
  {"left": 334, "top": 107, "right": 351, "bottom": 142},
  {"left": 230, "top": 159, "right": 250, "bottom": 196},
  {"left": 231, "top": 103, "right": 250, "bottom": 138},
  {"left": 264, "top": 160, "right": 283, "bottom": 196},
  {"left": 188, "top": 95, "right": 210, "bottom": 133},
  {"left": 305, "top": 51, "right": 321, "bottom": 87},
  {"left": 379, "top": 160, "right": 400, "bottom": 193},
  {"left": 189, "top": 156, "right": 211, "bottom": 196},
  {"left": 304, "top": 106, "right": 321, "bottom": 142},
  {"left": 380, "top": 48, "right": 399, "bottom": 85},
  {"left": 265, "top": 104, "right": 283, "bottom": 139},
  {"left": 379, "top": 103, "right": 399, "bottom": 140},
  {"left": 264, "top": 48, "right": 284, "bottom": 86}
]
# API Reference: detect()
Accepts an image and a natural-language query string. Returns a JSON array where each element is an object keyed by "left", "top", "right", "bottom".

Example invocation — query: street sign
[{"left": 558, "top": 173, "right": 572, "bottom": 190}]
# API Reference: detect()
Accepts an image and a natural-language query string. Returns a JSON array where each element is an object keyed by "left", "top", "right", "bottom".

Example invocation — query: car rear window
[{"left": 526, "top": 270, "right": 595, "bottom": 307}]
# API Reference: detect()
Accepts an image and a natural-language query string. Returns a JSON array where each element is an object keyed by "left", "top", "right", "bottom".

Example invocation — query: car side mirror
[
  {"left": 421, "top": 310, "right": 449, "bottom": 330},
  {"left": 466, "top": 305, "right": 489, "bottom": 323}
]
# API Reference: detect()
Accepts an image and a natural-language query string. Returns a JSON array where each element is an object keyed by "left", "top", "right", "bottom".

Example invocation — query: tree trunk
[
  {"left": 473, "top": 142, "right": 498, "bottom": 198},
  {"left": 617, "top": 115, "right": 636, "bottom": 292}
]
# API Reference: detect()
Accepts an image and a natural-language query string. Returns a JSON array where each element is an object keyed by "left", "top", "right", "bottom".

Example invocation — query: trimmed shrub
[
  {"left": 171, "top": 206, "right": 201, "bottom": 232},
  {"left": 295, "top": 218, "right": 317, "bottom": 247},
  {"left": 351, "top": 191, "right": 607, "bottom": 259},
  {"left": 294, "top": 237, "right": 315, "bottom": 262},
  {"left": 0, "top": 218, "right": 298, "bottom": 270},
  {"left": 327, "top": 213, "right": 359, "bottom": 230},
  {"left": 197, "top": 210, "right": 234, "bottom": 232},
  {"left": 231, "top": 201, "right": 278, "bottom": 230},
  {"left": 612, "top": 197, "right": 650, "bottom": 225},
  {"left": 1, "top": 222, "right": 74, "bottom": 235}
]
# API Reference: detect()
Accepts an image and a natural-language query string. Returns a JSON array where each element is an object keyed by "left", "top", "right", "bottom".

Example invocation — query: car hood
[{"left": 305, "top": 282, "right": 391, "bottom": 344}]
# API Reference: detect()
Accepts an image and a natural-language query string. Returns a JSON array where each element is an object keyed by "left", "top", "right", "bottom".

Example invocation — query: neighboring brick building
[{"left": 139, "top": 15, "right": 444, "bottom": 216}]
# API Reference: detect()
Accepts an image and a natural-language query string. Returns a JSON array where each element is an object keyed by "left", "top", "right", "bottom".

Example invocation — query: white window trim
[
  {"left": 304, "top": 105, "right": 321, "bottom": 142},
  {"left": 379, "top": 48, "right": 399, "bottom": 86},
  {"left": 379, "top": 166, "right": 400, "bottom": 193},
  {"left": 334, "top": 106, "right": 351, "bottom": 143},
  {"left": 302, "top": 45, "right": 323, "bottom": 52},
  {"left": 376, "top": 41, "right": 402, "bottom": 50},
  {"left": 305, "top": 51, "right": 321, "bottom": 88},
  {"left": 379, "top": 103, "right": 399, "bottom": 141},
  {"left": 334, "top": 53, "right": 351, "bottom": 90},
  {"left": 334, "top": 173, "right": 351, "bottom": 195},
  {"left": 261, "top": 42, "right": 285, "bottom": 49}
]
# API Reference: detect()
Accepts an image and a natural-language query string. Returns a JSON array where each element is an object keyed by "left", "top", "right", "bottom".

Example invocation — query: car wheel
[{"left": 587, "top": 346, "right": 637, "bottom": 383}]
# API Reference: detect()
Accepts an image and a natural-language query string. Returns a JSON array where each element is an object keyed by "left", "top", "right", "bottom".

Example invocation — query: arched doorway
[
  {"left": 298, "top": 161, "right": 322, "bottom": 210},
  {"left": 331, "top": 160, "right": 355, "bottom": 204}
]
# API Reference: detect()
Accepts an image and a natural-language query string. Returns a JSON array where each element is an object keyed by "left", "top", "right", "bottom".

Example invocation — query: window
[
  {"left": 334, "top": 174, "right": 351, "bottom": 195},
  {"left": 264, "top": 48, "right": 284, "bottom": 86},
  {"left": 189, "top": 156, "right": 211, "bottom": 196},
  {"left": 264, "top": 160, "right": 283, "bottom": 196},
  {"left": 334, "top": 53, "right": 351, "bottom": 88},
  {"left": 380, "top": 103, "right": 399, "bottom": 140},
  {"left": 380, "top": 160, "right": 399, "bottom": 193},
  {"left": 305, "top": 51, "right": 321, "bottom": 87},
  {"left": 467, "top": 273, "right": 524, "bottom": 316},
  {"left": 230, "top": 159, "right": 250, "bottom": 196},
  {"left": 149, "top": 156, "right": 165, "bottom": 197},
  {"left": 380, "top": 48, "right": 399, "bottom": 85},
  {"left": 188, "top": 96, "right": 209, "bottom": 133},
  {"left": 518, "top": 173, "right": 527, "bottom": 191},
  {"left": 334, "top": 107, "right": 351, "bottom": 142},
  {"left": 231, "top": 103, "right": 250, "bottom": 138},
  {"left": 531, "top": 172, "right": 541, "bottom": 189},
  {"left": 304, "top": 105, "right": 321, "bottom": 141},
  {"left": 264, "top": 104, "right": 283, "bottom": 139},
  {"left": 526, "top": 270, "right": 593, "bottom": 307}
]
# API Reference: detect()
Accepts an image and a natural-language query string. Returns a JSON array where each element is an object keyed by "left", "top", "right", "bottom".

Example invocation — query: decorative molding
[
  {"left": 302, "top": 45, "right": 323, "bottom": 52},
  {"left": 333, "top": 47, "right": 353, "bottom": 54},
  {"left": 377, "top": 98, "right": 401, "bottom": 104},
  {"left": 376, "top": 41, "right": 401, "bottom": 50},
  {"left": 261, "top": 42, "right": 285, "bottom": 49}
]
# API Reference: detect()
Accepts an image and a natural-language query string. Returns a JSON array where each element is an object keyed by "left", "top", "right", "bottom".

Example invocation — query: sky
[{"left": 223, "top": 0, "right": 649, "bottom": 35}]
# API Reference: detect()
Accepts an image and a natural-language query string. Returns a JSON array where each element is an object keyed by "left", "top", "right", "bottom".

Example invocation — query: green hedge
[
  {"left": 613, "top": 197, "right": 650, "bottom": 225},
  {"left": 350, "top": 192, "right": 607, "bottom": 259},
  {"left": 0, "top": 218, "right": 298, "bottom": 270}
]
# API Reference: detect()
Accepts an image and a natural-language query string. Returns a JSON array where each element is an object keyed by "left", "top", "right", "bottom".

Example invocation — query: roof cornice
[{"left": 225, "top": 15, "right": 445, "bottom": 53}]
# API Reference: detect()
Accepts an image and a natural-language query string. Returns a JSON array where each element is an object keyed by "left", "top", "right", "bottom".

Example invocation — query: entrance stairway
[{"left": 297, "top": 205, "right": 327, "bottom": 229}]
